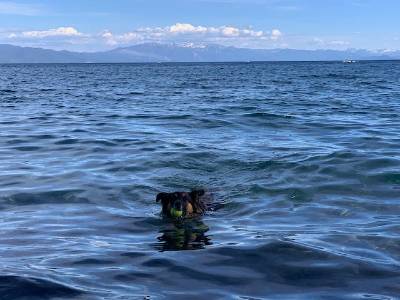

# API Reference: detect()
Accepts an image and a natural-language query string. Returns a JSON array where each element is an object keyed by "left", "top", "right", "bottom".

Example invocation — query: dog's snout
[{"left": 173, "top": 200, "right": 183, "bottom": 210}]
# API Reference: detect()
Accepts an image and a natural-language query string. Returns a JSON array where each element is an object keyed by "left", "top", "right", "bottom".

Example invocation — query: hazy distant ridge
[{"left": 1, "top": 43, "right": 399, "bottom": 63}]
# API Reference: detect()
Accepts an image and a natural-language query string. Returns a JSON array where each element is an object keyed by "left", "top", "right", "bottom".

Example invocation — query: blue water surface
[{"left": 0, "top": 61, "right": 399, "bottom": 299}]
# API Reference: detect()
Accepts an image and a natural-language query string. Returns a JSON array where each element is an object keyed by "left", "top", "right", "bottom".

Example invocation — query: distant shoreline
[
  {"left": 1, "top": 43, "right": 399, "bottom": 64},
  {"left": 1, "top": 60, "right": 399, "bottom": 65}
]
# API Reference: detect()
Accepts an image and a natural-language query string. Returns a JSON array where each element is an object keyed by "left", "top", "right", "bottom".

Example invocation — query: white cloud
[
  {"left": 271, "top": 29, "right": 282, "bottom": 40},
  {"left": 312, "top": 37, "right": 324, "bottom": 44},
  {"left": 0, "top": 1, "right": 41, "bottom": 15},
  {"left": 102, "top": 30, "right": 142, "bottom": 45},
  {"left": 329, "top": 40, "right": 350, "bottom": 46},
  {"left": 221, "top": 26, "right": 240, "bottom": 37},
  {"left": 101, "top": 23, "right": 271, "bottom": 46},
  {"left": 18, "top": 27, "right": 83, "bottom": 38},
  {"left": 22, "top": 27, "right": 82, "bottom": 38},
  {"left": 4, "top": 26, "right": 87, "bottom": 50},
  {"left": 170, "top": 23, "right": 208, "bottom": 34},
  {"left": 4, "top": 23, "right": 283, "bottom": 50}
]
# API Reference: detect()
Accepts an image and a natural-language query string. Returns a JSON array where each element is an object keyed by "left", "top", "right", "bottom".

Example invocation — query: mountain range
[{"left": 1, "top": 43, "right": 399, "bottom": 63}]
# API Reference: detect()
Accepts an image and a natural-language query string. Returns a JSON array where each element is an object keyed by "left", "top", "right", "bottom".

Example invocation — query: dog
[{"left": 156, "top": 189, "right": 208, "bottom": 219}]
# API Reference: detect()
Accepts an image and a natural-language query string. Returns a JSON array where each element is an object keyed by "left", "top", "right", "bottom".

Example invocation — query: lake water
[{"left": 0, "top": 62, "right": 399, "bottom": 299}]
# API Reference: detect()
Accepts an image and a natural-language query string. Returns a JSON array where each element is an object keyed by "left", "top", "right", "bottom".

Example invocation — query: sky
[{"left": 0, "top": 0, "right": 399, "bottom": 52}]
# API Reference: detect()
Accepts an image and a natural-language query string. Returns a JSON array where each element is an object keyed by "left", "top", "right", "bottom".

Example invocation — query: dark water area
[{"left": 0, "top": 61, "right": 400, "bottom": 299}]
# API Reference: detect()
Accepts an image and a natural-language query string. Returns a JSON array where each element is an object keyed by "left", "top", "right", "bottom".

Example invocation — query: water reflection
[{"left": 155, "top": 218, "right": 212, "bottom": 251}]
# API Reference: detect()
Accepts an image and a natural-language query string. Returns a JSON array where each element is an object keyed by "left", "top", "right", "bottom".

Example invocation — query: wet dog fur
[{"left": 156, "top": 190, "right": 207, "bottom": 218}]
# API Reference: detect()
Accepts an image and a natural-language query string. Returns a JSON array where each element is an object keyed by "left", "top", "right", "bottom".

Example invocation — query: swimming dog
[{"left": 156, "top": 190, "right": 208, "bottom": 219}]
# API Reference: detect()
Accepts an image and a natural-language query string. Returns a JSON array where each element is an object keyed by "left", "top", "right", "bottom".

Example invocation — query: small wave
[
  {"left": 39, "top": 88, "right": 56, "bottom": 92},
  {"left": 242, "top": 112, "right": 294, "bottom": 119},
  {"left": 326, "top": 73, "right": 359, "bottom": 80},
  {"left": 366, "top": 172, "right": 400, "bottom": 185},
  {"left": 31, "top": 134, "right": 57, "bottom": 140},
  {"left": 53, "top": 138, "right": 80, "bottom": 145},
  {"left": 81, "top": 139, "right": 118, "bottom": 147},
  {"left": 115, "top": 91, "right": 145, "bottom": 96},
  {"left": 0, "top": 275, "right": 84, "bottom": 299},
  {"left": 12, "top": 146, "right": 42, "bottom": 152},
  {"left": 156, "top": 114, "right": 193, "bottom": 120},
  {"left": 209, "top": 241, "right": 400, "bottom": 286},
  {"left": 0, "top": 190, "right": 88, "bottom": 208},
  {"left": 0, "top": 89, "right": 16, "bottom": 94}
]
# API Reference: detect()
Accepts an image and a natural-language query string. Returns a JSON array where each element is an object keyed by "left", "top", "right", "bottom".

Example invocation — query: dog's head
[{"left": 156, "top": 190, "right": 205, "bottom": 219}]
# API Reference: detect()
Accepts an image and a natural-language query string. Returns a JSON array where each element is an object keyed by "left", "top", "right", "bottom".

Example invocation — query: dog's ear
[
  {"left": 156, "top": 192, "right": 169, "bottom": 203},
  {"left": 190, "top": 189, "right": 205, "bottom": 199},
  {"left": 156, "top": 193, "right": 174, "bottom": 215},
  {"left": 190, "top": 189, "right": 206, "bottom": 214}
]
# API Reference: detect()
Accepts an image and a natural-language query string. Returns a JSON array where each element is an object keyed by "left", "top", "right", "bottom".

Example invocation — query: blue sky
[{"left": 0, "top": 0, "right": 399, "bottom": 51}]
